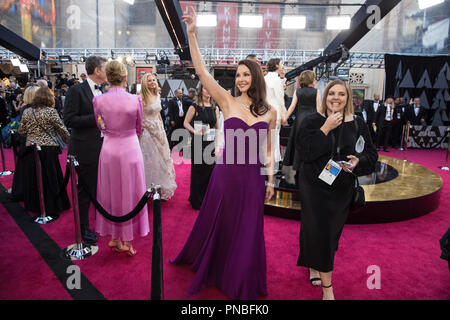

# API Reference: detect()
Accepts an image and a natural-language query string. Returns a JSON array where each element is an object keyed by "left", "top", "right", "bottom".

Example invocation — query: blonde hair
[
  {"left": 140, "top": 73, "right": 159, "bottom": 105},
  {"left": 320, "top": 79, "right": 354, "bottom": 116},
  {"left": 23, "top": 86, "right": 39, "bottom": 105},
  {"left": 106, "top": 60, "right": 127, "bottom": 85}
]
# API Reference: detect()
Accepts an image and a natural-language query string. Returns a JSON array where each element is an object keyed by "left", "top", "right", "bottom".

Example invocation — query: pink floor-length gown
[
  {"left": 139, "top": 96, "right": 177, "bottom": 200},
  {"left": 93, "top": 87, "right": 149, "bottom": 241}
]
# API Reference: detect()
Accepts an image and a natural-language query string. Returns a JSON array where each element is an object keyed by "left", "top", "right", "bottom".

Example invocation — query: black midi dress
[
  {"left": 295, "top": 113, "right": 378, "bottom": 272},
  {"left": 189, "top": 104, "right": 217, "bottom": 210},
  {"left": 284, "top": 86, "right": 317, "bottom": 169}
]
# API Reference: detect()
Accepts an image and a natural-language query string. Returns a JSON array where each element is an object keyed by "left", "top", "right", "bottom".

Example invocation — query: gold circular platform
[{"left": 264, "top": 156, "right": 443, "bottom": 224}]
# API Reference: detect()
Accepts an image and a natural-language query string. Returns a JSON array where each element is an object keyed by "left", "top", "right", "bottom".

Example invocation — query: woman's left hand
[
  {"left": 265, "top": 185, "right": 274, "bottom": 202},
  {"left": 342, "top": 155, "right": 359, "bottom": 173},
  {"left": 182, "top": 6, "right": 197, "bottom": 35}
]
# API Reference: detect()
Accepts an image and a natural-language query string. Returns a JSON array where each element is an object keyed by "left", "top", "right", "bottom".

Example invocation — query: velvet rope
[{"left": 73, "top": 165, "right": 152, "bottom": 223}]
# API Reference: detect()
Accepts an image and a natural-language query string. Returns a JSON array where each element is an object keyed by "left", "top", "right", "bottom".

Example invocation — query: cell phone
[{"left": 338, "top": 160, "right": 353, "bottom": 167}]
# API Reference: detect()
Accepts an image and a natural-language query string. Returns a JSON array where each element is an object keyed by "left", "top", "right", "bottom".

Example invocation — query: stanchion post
[
  {"left": 62, "top": 155, "right": 98, "bottom": 260},
  {"left": 438, "top": 127, "right": 450, "bottom": 171},
  {"left": 0, "top": 125, "right": 13, "bottom": 176},
  {"left": 403, "top": 121, "right": 411, "bottom": 161},
  {"left": 32, "top": 143, "right": 58, "bottom": 224},
  {"left": 151, "top": 185, "right": 164, "bottom": 300},
  {"left": 399, "top": 124, "right": 406, "bottom": 151}
]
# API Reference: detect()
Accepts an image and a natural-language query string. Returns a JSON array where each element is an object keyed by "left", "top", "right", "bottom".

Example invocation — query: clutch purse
[{"left": 351, "top": 175, "right": 365, "bottom": 211}]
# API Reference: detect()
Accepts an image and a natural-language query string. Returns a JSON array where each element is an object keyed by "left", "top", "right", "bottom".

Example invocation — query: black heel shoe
[{"left": 322, "top": 283, "right": 334, "bottom": 300}]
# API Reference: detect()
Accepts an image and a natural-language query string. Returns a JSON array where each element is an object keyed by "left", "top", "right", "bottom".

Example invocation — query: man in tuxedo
[
  {"left": 183, "top": 88, "right": 196, "bottom": 110},
  {"left": 168, "top": 89, "right": 187, "bottom": 150},
  {"left": 406, "top": 97, "right": 427, "bottom": 125},
  {"left": 391, "top": 97, "right": 406, "bottom": 148},
  {"left": 63, "top": 56, "right": 107, "bottom": 244},
  {"left": 363, "top": 93, "right": 383, "bottom": 144},
  {"left": 375, "top": 96, "right": 395, "bottom": 152}
]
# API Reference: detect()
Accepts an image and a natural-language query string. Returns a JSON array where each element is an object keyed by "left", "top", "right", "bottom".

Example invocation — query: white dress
[
  {"left": 139, "top": 96, "right": 177, "bottom": 200},
  {"left": 265, "top": 72, "right": 286, "bottom": 164}
]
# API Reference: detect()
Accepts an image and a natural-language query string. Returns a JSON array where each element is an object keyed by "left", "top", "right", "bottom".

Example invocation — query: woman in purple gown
[{"left": 170, "top": 7, "right": 277, "bottom": 300}]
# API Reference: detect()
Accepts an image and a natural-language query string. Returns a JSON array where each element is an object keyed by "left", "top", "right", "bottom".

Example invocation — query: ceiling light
[
  {"left": 239, "top": 15, "right": 263, "bottom": 28},
  {"left": 10, "top": 58, "right": 21, "bottom": 66},
  {"left": 19, "top": 64, "right": 29, "bottom": 73},
  {"left": 122, "top": 0, "right": 135, "bottom": 5},
  {"left": 282, "top": 15, "right": 306, "bottom": 29},
  {"left": 197, "top": 14, "right": 217, "bottom": 27},
  {"left": 59, "top": 55, "right": 72, "bottom": 62},
  {"left": 326, "top": 15, "right": 351, "bottom": 30},
  {"left": 418, "top": 0, "right": 444, "bottom": 10}
]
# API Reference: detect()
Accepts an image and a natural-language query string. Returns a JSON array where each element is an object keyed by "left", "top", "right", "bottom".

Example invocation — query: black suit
[
  {"left": 167, "top": 97, "right": 188, "bottom": 149},
  {"left": 375, "top": 104, "right": 394, "bottom": 151},
  {"left": 63, "top": 80, "right": 103, "bottom": 228},
  {"left": 391, "top": 104, "right": 406, "bottom": 147},
  {"left": 405, "top": 104, "right": 427, "bottom": 125},
  {"left": 363, "top": 99, "right": 383, "bottom": 143}
]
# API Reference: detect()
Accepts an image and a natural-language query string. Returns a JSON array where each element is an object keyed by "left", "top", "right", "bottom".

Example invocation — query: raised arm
[{"left": 182, "top": 7, "right": 233, "bottom": 113}]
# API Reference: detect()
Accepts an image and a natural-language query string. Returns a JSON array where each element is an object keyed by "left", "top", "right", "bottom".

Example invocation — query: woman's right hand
[
  {"left": 182, "top": 6, "right": 197, "bottom": 35},
  {"left": 321, "top": 112, "right": 343, "bottom": 135},
  {"left": 193, "top": 130, "right": 203, "bottom": 136}
]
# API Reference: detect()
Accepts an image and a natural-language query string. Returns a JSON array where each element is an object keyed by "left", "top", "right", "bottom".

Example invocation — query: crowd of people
[{"left": 3, "top": 7, "right": 441, "bottom": 302}]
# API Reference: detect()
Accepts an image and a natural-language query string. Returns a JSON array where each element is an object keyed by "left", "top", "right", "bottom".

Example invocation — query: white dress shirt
[
  {"left": 177, "top": 99, "right": 184, "bottom": 117},
  {"left": 414, "top": 105, "right": 420, "bottom": 117},
  {"left": 373, "top": 101, "right": 380, "bottom": 113},
  {"left": 86, "top": 77, "right": 103, "bottom": 97},
  {"left": 385, "top": 104, "right": 393, "bottom": 121}
]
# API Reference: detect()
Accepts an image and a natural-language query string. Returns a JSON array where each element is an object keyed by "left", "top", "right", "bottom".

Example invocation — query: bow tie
[{"left": 94, "top": 84, "right": 103, "bottom": 91}]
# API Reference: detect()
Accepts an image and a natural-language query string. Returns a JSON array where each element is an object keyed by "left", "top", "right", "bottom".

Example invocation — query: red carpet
[{"left": 0, "top": 147, "right": 449, "bottom": 300}]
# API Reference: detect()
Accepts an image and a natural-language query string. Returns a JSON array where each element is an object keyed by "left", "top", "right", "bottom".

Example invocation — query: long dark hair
[{"left": 235, "top": 59, "right": 270, "bottom": 117}]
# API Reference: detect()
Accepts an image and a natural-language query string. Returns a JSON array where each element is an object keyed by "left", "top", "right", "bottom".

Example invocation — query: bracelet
[{"left": 265, "top": 182, "right": 275, "bottom": 188}]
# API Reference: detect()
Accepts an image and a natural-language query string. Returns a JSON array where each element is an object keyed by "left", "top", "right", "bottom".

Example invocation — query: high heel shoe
[
  {"left": 108, "top": 240, "right": 129, "bottom": 254},
  {"left": 322, "top": 283, "right": 334, "bottom": 300},
  {"left": 124, "top": 246, "right": 137, "bottom": 257}
]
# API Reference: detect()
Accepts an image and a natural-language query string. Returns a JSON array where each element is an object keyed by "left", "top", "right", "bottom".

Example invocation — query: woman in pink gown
[{"left": 93, "top": 61, "right": 149, "bottom": 256}]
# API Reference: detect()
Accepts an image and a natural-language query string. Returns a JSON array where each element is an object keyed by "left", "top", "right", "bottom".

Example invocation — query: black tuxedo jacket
[
  {"left": 63, "top": 80, "right": 103, "bottom": 164},
  {"left": 405, "top": 105, "right": 427, "bottom": 125},
  {"left": 168, "top": 97, "right": 187, "bottom": 128},
  {"left": 363, "top": 99, "right": 383, "bottom": 125},
  {"left": 375, "top": 104, "right": 395, "bottom": 125}
]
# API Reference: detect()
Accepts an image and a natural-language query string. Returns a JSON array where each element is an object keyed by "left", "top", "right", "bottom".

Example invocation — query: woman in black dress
[
  {"left": 295, "top": 79, "right": 377, "bottom": 300},
  {"left": 18, "top": 87, "right": 71, "bottom": 216},
  {"left": 283, "top": 70, "right": 322, "bottom": 285},
  {"left": 184, "top": 83, "right": 220, "bottom": 209}
]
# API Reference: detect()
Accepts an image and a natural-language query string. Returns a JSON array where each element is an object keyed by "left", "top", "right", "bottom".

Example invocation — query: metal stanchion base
[
  {"left": 33, "top": 214, "right": 59, "bottom": 224},
  {"left": 62, "top": 243, "right": 98, "bottom": 260},
  {"left": 398, "top": 148, "right": 404, "bottom": 151},
  {"left": 0, "top": 171, "right": 13, "bottom": 176},
  {"left": 438, "top": 166, "right": 450, "bottom": 171}
]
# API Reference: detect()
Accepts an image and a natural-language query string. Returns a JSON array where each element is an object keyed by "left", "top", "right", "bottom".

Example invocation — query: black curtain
[{"left": 384, "top": 54, "right": 450, "bottom": 126}]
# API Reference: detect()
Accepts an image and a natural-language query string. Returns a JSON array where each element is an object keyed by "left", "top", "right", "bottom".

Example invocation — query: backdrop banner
[{"left": 384, "top": 54, "right": 450, "bottom": 126}]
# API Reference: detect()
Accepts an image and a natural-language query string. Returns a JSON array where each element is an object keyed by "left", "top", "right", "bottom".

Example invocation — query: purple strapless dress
[{"left": 171, "top": 117, "right": 269, "bottom": 300}]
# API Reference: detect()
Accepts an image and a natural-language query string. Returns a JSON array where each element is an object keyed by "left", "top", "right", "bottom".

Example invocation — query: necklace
[{"left": 238, "top": 96, "right": 250, "bottom": 112}]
